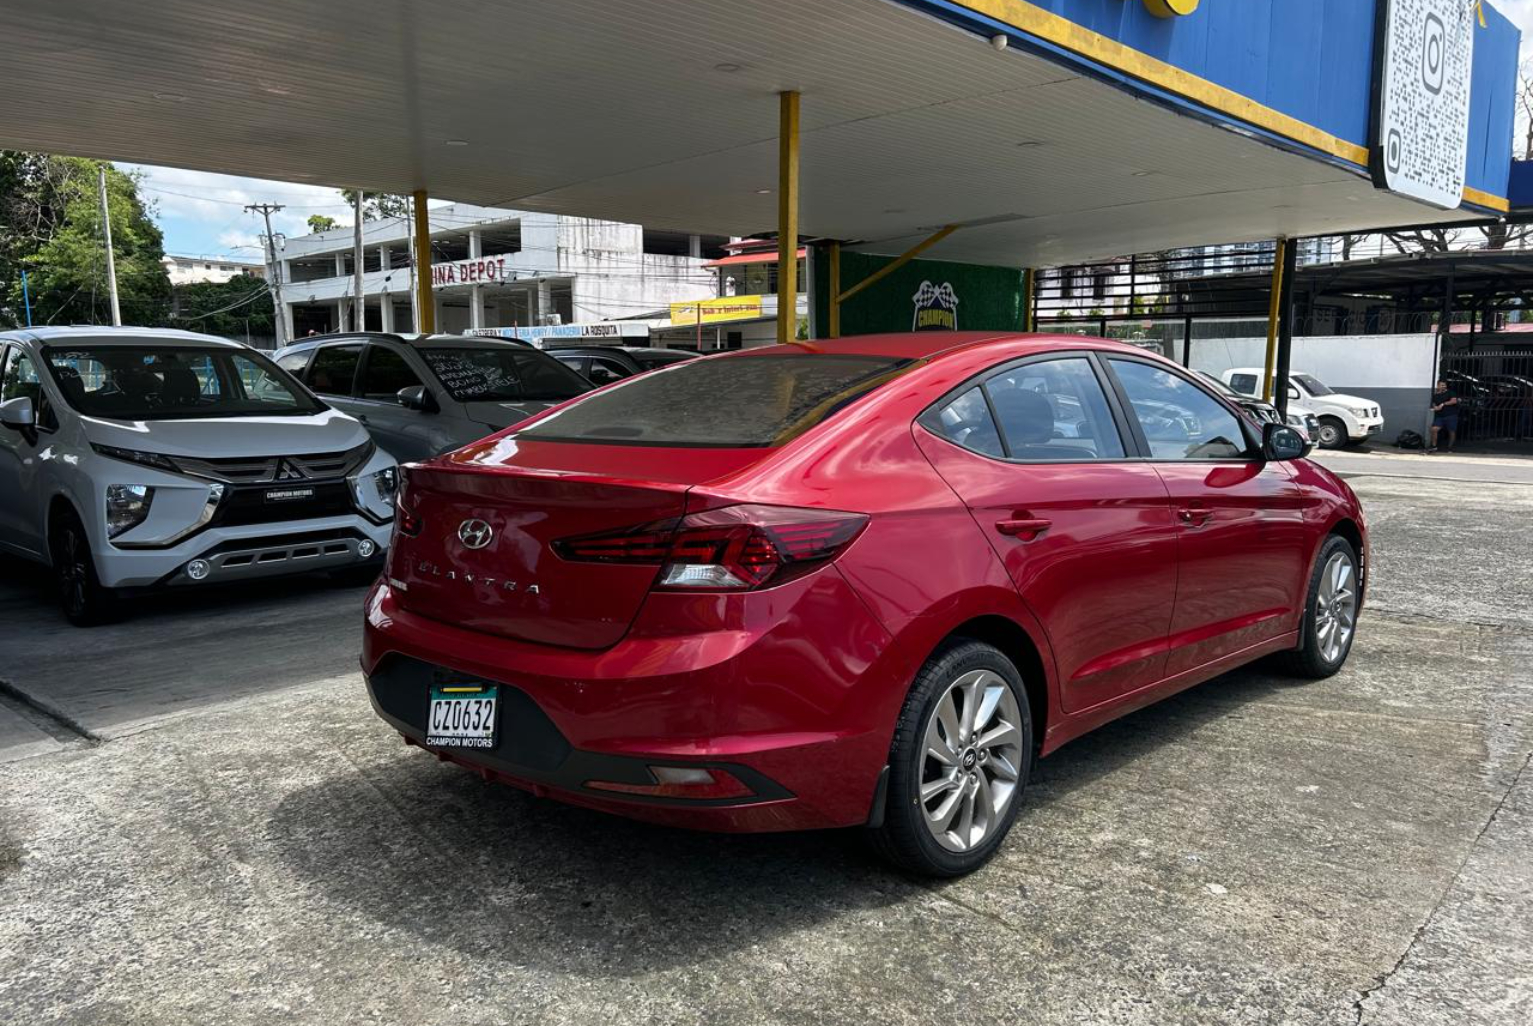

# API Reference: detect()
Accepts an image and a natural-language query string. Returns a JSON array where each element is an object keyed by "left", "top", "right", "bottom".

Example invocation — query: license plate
[
  {"left": 265, "top": 486, "right": 315, "bottom": 503},
  {"left": 426, "top": 685, "right": 498, "bottom": 748}
]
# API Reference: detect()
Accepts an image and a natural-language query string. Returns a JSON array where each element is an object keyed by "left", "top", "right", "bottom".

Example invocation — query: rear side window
[
  {"left": 1228, "top": 373, "right": 1258, "bottom": 395},
  {"left": 359, "top": 345, "right": 422, "bottom": 398},
  {"left": 307, "top": 345, "right": 362, "bottom": 396},
  {"left": 925, "top": 386, "right": 1004, "bottom": 457},
  {"left": 518, "top": 353, "right": 912, "bottom": 447}
]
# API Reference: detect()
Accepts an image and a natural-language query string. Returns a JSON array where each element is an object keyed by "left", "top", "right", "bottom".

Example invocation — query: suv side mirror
[
  {"left": 1262, "top": 422, "right": 1308, "bottom": 462},
  {"left": 0, "top": 396, "right": 36, "bottom": 432},
  {"left": 397, "top": 385, "right": 439, "bottom": 413}
]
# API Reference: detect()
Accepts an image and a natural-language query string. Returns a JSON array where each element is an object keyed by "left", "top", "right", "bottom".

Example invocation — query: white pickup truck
[{"left": 1221, "top": 368, "right": 1385, "bottom": 449}]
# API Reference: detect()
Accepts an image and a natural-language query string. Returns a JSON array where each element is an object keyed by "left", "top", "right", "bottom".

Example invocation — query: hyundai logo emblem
[{"left": 457, "top": 519, "right": 494, "bottom": 550}]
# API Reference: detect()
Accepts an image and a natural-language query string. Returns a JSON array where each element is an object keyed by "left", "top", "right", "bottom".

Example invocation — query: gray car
[
  {"left": 0, "top": 327, "right": 397, "bottom": 625},
  {"left": 273, "top": 333, "right": 591, "bottom": 461}
]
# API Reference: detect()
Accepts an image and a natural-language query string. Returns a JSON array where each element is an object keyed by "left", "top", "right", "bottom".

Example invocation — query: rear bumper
[{"left": 361, "top": 572, "right": 900, "bottom": 832}]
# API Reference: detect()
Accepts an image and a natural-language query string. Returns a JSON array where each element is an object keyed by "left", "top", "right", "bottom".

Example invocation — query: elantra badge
[{"left": 457, "top": 519, "right": 494, "bottom": 550}]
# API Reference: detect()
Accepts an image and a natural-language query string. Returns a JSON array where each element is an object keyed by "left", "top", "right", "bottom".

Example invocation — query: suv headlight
[
  {"left": 106, "top": 484, "right": 155, "bottom": 538},
  {"left": 348, "top": 465, "right": 398, "bottom": 524},
  {"left": 92, "top": 443, "right": 178, "bottom": 473}
]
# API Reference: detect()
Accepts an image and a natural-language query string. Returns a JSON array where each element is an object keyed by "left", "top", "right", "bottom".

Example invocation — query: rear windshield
[
  {"left": 42, "top": 345, "right": 323, "bottom": 420},
  {"left": 517, "top": 353, "right": 912, "bottom": 447},
  {"left": 420, "top": 347, "right": 590, "bottom": 403}
]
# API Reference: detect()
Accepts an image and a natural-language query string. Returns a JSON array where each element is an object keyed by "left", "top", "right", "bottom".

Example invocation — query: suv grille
[{"left": 170, "top": 442, "right": 371, "bottom": 484}]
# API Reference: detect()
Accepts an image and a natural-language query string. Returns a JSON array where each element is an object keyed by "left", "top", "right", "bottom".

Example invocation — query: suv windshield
[
  {"left": 43, "top": 345, "right": 323, "bottom": 420},
  {"left": 518, "top": 353, "right": 913, "bottom": 447},
  {"left": 1291, "top": 373, "right": 1334, "bottom": 397},
  {"left": 419, "top": 347, "right": 590, "bottom": 403}
]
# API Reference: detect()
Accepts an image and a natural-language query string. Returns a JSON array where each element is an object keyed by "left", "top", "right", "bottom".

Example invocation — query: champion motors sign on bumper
[{"left": 432, "top": 256, "right": 509, "bottom": 287}]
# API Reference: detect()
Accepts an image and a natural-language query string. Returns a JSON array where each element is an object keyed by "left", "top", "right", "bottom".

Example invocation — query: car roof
[
  {"left": 0, "top": 325, "right": 241, "bottom": 348},
  {"left": 279, "top": 332, "right": 533, "bottom": 352},
  {"left": 545, "top": 345, "right": 687, "bottom": 355},
  {"left": 732, "top": 332, "right": 1170, "bottom": 362}
]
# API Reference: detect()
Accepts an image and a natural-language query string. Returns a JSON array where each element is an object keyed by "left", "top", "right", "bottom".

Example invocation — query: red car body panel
[{"left": 362, "top": 332, "right": 1367, "bottom": 832}]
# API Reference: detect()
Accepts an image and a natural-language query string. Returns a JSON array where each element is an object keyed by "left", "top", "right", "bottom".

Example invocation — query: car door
[
  {"left": 0, "top": 344, "right": 53, "bottom": 557},
  {"left": 1105, "top": 356, "right": 1308, "bottom": 677},
  {"left": 353, "top": 343, "right": 439, "bottom": 461},
  {"left": 302, "top": 342, "right": 365, "bottom": 422},
  {"left": 914, "top": 354, "right": 1180, "bottom": 714}
]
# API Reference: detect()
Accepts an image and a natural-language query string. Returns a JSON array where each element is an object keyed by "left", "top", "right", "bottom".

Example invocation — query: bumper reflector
[{"left": 585, "top": 766, "right": 754, "bottom": 800}]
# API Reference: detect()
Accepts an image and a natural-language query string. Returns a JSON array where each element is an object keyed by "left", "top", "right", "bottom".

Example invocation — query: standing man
[{"left": 1428, "top": 378, "right": 1459, "bottom": 453}]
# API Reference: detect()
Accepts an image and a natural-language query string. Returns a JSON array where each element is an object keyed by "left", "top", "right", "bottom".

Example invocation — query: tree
[
  {"left": 0, "top": 153, "right": 171, "bottom": 328},
  {"left": 340, "top": 189, "right": 409, "bottom": 222},
  {"left": 307, "top": 214, "right": 338, "bottom": 234},
  {"left": 169, "top": 272, "right": 274, "bottom": 339}
]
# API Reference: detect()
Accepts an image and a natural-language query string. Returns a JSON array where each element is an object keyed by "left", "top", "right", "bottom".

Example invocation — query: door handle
[
  {"left": 1177, "top": 507, "right": 1213, "bottom": 526},
  {"left": 995, "top": 517, "right": 1052, "bottom": 539}
]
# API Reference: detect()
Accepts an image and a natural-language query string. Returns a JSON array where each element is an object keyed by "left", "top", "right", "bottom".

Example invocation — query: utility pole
[
  {"left": 97, "top": 165, "right": 122, "bottom": 326},
  {"left": 245, "top": 203, "right": 287, "bottom": 348},
  {"left": 352, "top": 190, "right": 366, "bottom": 332}
]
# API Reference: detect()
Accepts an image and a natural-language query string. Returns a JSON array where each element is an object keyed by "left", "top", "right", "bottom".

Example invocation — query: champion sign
[
  {"left": 912, "top": 281, "right": 959, "bottom": 331},
  {"left": 432, "top": 256, "right": 510, "bottom": 287}
]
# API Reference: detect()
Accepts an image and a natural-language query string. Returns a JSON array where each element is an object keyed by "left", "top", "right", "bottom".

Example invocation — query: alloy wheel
[
  {"left": 57, "top": 528, "right": 88, "bottom": 617},
  {"left": 1314, "top": 551, "right": 1357, "bottom": 664},
  {"left": 918, "top": 669, "right": 1024, "bottom": 853}
]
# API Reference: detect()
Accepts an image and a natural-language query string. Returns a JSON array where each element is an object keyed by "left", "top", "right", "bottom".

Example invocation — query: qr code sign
[{"left": 1373, "top": 0, "right": 1476, "bottom": 209}]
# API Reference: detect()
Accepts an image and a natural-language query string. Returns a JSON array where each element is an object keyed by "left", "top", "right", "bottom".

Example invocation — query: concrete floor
[{"left": 0, "top": 460, "right": 1529, "bottom": 1025}]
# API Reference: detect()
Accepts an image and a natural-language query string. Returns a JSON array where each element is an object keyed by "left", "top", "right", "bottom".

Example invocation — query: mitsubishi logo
[
  {"left": 457, "top": 519, "right": 494, "bottom": 550},
  {"left": 275, "top": 458, "right": 307, "bottom": 481}
]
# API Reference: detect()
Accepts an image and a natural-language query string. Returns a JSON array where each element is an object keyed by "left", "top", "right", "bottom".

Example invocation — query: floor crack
[
  {"left": 1352, "top": 749, "right": 1533, "bottom": 1024},
  {"left": 0, "top": 678, "right": 102, "bottom": 743}
]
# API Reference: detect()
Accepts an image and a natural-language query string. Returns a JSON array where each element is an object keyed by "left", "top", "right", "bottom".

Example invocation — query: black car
[{"left": 545, "top": 345, "right": 699, "bottom": 385}]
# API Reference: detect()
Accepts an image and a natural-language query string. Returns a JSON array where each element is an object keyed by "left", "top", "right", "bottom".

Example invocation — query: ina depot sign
[{"left": 1370, "top": 0, "right": 1475, "bottom": 209}]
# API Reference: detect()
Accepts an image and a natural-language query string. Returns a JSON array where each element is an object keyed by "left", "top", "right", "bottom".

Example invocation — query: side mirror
[
  {"left": 397, "top": 385, "right": 439, "bottom": 413},
  {"left": 0, "top": 396, "right": 36, "bottom": 431},
  {"left": 1262, "top": 422, "right": 1308, "bottom": 462}
]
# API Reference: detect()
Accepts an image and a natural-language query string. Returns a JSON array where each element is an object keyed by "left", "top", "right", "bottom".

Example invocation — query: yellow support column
[
  {"left": 1261, "top": 238, "right": 1288, "bottom": 402},
  {"left": 828, "top": 241, "right": 841, "bottom": 339},
  {"left": 413, "top": 189, "right": 435, "bottom": 334},
  {"left": 777, "top": 91, "right": 800, "bottom": 347}
]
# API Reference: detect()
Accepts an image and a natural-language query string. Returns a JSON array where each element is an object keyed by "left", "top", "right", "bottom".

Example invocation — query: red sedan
[{"left": 363, "top": 332, "right": 1366, "bottom": 876}]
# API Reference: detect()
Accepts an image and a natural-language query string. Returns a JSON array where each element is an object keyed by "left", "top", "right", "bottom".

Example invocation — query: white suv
[
  {"left": 1221, "top": 368, "right": 1385, "bottom": 449},
  {"left": 0, "top": 327, "right": 398, "bottom": 625}
]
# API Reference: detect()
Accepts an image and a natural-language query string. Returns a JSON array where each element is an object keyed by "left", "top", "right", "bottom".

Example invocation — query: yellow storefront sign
[{"left": 670, "top": 296, "right": 763, "bottom": 325}]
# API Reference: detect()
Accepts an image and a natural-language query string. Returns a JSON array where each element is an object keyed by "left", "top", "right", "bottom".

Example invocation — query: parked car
[
  {"left": 364, "top": 332, "right": 1366, "bottom": 877},
  {"left": 273, "top": 332, "right": 591, "bottom": 461},
  {"left": 1221, "top": 368, "right": 1384, "bottom": 448},
  {"left": 0, "top": 327, "right": 397, "bottom": 625},
  {"left": 545, "top": 345, "right": 700, "bottom": 385},
  {"left": 1196, "top": 370, "right": 1320, "bottom": 441}
]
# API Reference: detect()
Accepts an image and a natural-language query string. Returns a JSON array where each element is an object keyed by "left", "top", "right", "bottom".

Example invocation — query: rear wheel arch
[{"left": 938, "top": 615, "right": 1050, "bottom": 755}]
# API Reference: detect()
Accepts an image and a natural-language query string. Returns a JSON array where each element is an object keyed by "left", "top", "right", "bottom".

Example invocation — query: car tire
[
  {"left": 1280, "top": 535, "right": 1360, "bottom": 679},
  {"left": 1315, "top": 417, "right": 1347, "bottom": 449},
  {"left": 868, "top": 639, "right": 1033, "bottom": 877},
  {"left": 51, "top": 508, "right": 117, "bottom": 627}
]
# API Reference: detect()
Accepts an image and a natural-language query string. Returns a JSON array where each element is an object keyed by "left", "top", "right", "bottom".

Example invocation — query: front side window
[
  {"left": 42, "top": 345, "right": 322, "bottom": 420},
  {"left": 519, "top": 353, "right": 911, "bottom": 447},
  {"left": 585, "top": 357, "right": 630, "bottom": 385},
  {"left": 985, "top": 358, "right": 1125, "bottom": 461},
  {"left": 306, "top": 344, "right": 362, "bottom": 396},
  {"left": 420, "top": 347, "right": 591, "bottom": 403},
  {"left": 1110, "top": 359, "right": 1248, "bottom": 460},
  {"left": 359, "top": 345, "right": 423, "bottom": 399},
  {"left": 1, "top": 346, "right": 41, "bottom": 404},
  {"left": 276, "top": 349, "right": 312, "bottom": 377}
]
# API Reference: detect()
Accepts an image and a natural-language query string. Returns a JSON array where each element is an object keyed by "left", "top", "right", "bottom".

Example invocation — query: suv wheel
[
  {"left": 869, "top": 640, "right": 1033, "bottom": 877},
  {"left": 1315, "top": 417, "right": 1346, "bottom": 449},
  {"left": 51, "top": 509, "right": 117, "bottom": 627}
]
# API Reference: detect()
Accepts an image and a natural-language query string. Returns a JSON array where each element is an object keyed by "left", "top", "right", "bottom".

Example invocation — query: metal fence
[{"left": 1437, "top": 348, "right": 1533, "bottom": 442}]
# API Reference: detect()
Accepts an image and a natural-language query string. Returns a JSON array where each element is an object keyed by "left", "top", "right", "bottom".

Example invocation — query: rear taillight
[
  {"left": 555, "top": 503, "right": 867, "bottom": 591},
  {"left": 395, "top": 473, "right": 422, "bottom": 537}
]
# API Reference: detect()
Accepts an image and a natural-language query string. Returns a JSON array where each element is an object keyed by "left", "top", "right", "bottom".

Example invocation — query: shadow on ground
[{"left": 264, "top": 660, "right": 1310, "bottom": 979}]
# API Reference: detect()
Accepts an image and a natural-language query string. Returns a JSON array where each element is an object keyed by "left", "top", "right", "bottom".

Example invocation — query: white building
[
  {"left": 162, "top": 254, "right": 265, "bottom": 286},
  {"left": 272, "top": 203, "right": 725, "bottom": 341}
]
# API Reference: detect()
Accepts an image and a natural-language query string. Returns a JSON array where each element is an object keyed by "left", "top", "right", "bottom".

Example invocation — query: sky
[{"left": 124, "top": 3, "right": 1533, "bottom": 263}]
